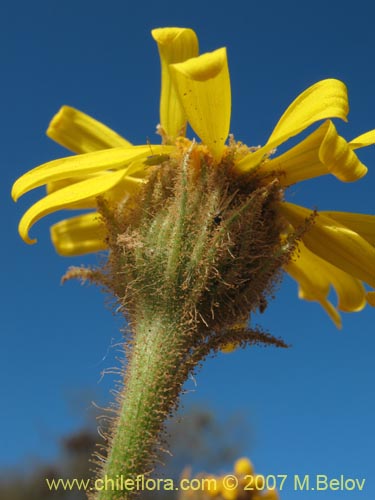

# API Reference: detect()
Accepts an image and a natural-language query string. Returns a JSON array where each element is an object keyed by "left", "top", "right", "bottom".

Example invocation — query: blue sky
[{"left": 1, "top": 0, "right": 375, "bottom": 497}]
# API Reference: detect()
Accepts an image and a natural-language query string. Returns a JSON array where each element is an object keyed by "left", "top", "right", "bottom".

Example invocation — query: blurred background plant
[{"left": 0, "top": 403, "right": 248, "bottom": 500}]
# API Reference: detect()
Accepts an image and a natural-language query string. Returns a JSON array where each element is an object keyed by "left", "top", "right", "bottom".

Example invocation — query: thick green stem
[
  {"left": 89, "top": 147, "right": 289, "bottom": 500},
  {"left": 95, "top": 311, "right": 189, "bottom": 500}
]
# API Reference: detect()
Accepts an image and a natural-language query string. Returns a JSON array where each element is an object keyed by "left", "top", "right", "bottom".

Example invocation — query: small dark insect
[
  {"left": 212, "top": 189, "right": 239, "bottom": 226},
  {"left": 213, "top": 213, "right": 223, "bottom": 225}
]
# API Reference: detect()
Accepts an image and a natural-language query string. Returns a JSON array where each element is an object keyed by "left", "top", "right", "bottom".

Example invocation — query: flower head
[{"left": 12, "top": 27, "right": 375, "bottom": 327}]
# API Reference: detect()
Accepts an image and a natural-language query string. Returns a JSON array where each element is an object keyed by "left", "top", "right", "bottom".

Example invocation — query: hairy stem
[{"left": 94, "top": 311, "right": 190, "bottom": 500}]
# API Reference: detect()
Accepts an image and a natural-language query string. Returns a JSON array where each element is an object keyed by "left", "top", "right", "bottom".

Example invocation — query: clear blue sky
[{"left": 1, "top": 0, "right": 374, "bottom": 497}]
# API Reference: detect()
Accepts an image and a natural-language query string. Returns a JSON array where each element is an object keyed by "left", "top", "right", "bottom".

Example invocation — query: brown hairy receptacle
[{"left": 97, "top": 143, "right": 293, "bottom": 340}]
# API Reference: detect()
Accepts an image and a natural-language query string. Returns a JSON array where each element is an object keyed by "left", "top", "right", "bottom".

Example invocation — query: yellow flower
[
  {"left": 233, "top": 457, "right": 254, "bottom": 476},
  {"left": 178, "top": 457, "right": 279, "bottom": 500},
  {"left": 12, "top": 27, "right": 375, "bottom": 327}
]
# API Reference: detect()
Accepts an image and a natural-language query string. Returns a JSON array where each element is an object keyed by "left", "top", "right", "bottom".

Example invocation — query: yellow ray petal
[
  {"left": 268, "top": 79, "right": 348, "bottom": 143},
  {"left": 319, "top": 120, "right": 367, "bottom": 181},
  {"left": 170, "top": 47, "right": 231, "bottom": 160},
  {"left": 320, "top": 211, "right": 375, "bottom": 246},
  {"left": 236, "top": 79, "right": 349, "bottom": 173},
  {"left": 152, "top": 27, "right": 199, "bottom": 140},
  {"left": 18, "top": 169, "right": 128, "bottom": 244},
  {"left": 47, "top": 173, "right": 108, "bottom": 195},
  {"left": 349, "top": 129, "right": 375, "bottom": 150},
  {"left": 47, "top": 106, "right": 132, "bottom": 154},
  {"left": 292, "top": 242, "right": 366, "bottom": 313},
  {"left": 260, "top": 121, "right": 329, "bottom": 184},
  {"left": 46, "top": 173, "right": 144, "bottom": 209},
  {"left": 261, "top": 120, "right": 367, "bottom": 185},
  {"left": 280, "top": 202, "right": 375, "bottom": 288},
  {"left": 51, "top": 212, "right": 107, "bottom": 256},
  {"left": 321, "top": 263, "right": 366, "bottom": 312},
  {"left": 285, "top": 242, "right": 338, "bottom": 325},
  {"left": 12, "top": 145, "right": 170, "bottom": 201},
  {"left": 286, "top": 250, "right": 329, "bottom": 299},
  {"left": 300, "top": 288, "right": 342, "bottom": 329}
]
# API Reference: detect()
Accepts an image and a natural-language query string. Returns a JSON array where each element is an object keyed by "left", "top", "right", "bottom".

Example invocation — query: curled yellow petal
[
  {"left": 320, "top": 211, "right": 375, "bottom": 246},
  {"left": 280, "top": 202, "right": 375, "bottom": 288},
  {"left": 262, "top": 120, "right": 367, "bottom": 185},
  {"left": 285, "top": 241, "right": 341, "bottom": 327},
  {"left": 288, "top": 240, "right": 365, "bottom": 312},
  {"left": 170, "top": 47, "right": 231, "bottom": 160},
  {"left": 12, "top": 145, "right": 170, "bottom": 201},
  {"left": 152, "top": 27, "right": 199, "bottom": 140},
  {"left": 236, "top": 79, "right": 349, "bottom": 173},
  {"left": 321, "top": 263, "right": 366, "bottom": 313},
  {"left": 261, "top": 121, "right": 330, "bottom": 185},
  {"left": 319, "top": 120, "right": 367, "bottom": 181},
  {"left": 51, "top": 212, "right": 107, "bottom": 256},
  {"left": 18, "top": 169, "right": 127, "bottom": 244},
  {"left": 301, "top": 290, "right": 343, "bottom": 329},
  {"left": 286, "top": 240, "right": 367, "bottom": 327},
  {"left": 47, "top": 106, "right": 132, "bottom": 154}
]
